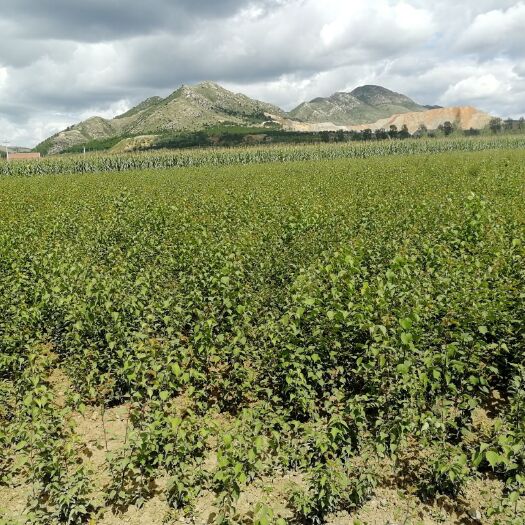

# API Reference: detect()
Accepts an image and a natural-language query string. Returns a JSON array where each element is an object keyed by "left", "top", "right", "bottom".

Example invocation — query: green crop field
[
  {"left": 2, "top": 135, "right": 525, "bottom": 178},
  {"left": 1, "top": 148, "right": 524, "bottom": 524}
]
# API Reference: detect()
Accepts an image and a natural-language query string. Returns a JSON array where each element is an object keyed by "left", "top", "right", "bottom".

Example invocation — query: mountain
[
  {"left": 37, "top": 81, "right": 285, "bottom": 154},
  {"left": 288, "top": 85, "right": 426, "bottom": 125},
  {"left": 271, "top": 106, "right": 492, "bottom": 134},
  {"left": 36, "top": 82, "right": 493, "bottom": 154}
]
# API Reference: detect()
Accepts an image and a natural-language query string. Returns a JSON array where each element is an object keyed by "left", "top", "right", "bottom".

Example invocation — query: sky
[{"left": 1, "top": 0, "right": 524, "bottom": 147}]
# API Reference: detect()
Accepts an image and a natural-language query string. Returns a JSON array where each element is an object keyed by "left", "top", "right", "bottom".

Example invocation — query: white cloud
[
  {"left": 458, "top": 2, "right": 525, "bottom": 55},
  {"left": 441, "top": 74, "right": 504, "bottom": 104},
  {"left": 320, "top": 1, "right": 433, "bottom": 50},
  {"left": 74, "top": 43, "right": 123, "bottom": 89},
  {"left": 0, "top": 115, "right": 72, "bottom": 146},
  {"left": 79, "top": 99, "right": 131, "bottom": 121}
]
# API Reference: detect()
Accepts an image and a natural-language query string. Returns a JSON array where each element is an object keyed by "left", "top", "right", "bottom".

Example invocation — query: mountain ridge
[
  {"left": 288, "top": 85, "right": 426, "bottom": 125},
  {"left": 37, "top": 81, "right": 285, "bottom": 154},
  {"left": 269, "top": 105, "right": 492, "bottom": 135},
  {"left": 36, "top": 82, "right": 492, "bottom": 154}
]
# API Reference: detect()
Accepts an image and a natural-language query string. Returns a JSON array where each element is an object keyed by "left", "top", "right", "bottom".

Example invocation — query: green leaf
[
  {"left": 396, "top": 362, "right": 410, "bottom": 375},
  {"left": 401, "top": 332, "right": 413, "bottom": 345},
  {"left": 508, "top": 491, "right": 520, "bottom": 503},
  {"left": 159, "top": 391, "right": 170, "bottom": 401},
  {"left": 172, "top": 363, "right": 181, "bottom": 377},
  {"left": 485, "top": 450, "right": 500, "bottom": 468},
  {"left": 399, "top": 318, "right": 412, "bottom": 330}
]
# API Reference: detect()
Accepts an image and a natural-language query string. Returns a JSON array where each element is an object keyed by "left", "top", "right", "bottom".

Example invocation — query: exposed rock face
[
  {"left": 267, "top": 113, "right": 348, "bottom": 132},
  {"left": 348, "top": 106, "right": 493, "bottom": 133},
  {"left": 122, "top": 81, "right": 285, "bottom": 136},
  {"left": 270, "top": 106, "right": 492, "bottom": 134}
]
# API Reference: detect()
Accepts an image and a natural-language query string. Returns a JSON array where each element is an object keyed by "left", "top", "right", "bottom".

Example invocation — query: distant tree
[
  {"left": 320, "top": 131, "right": 330, "bottom": 143},
  {"left": 464, "top": 127, "right": 480, "bottom": 137},
  {"left": 335, "top": 129, "right": 346, "bottom": 142},
  {"left": 519, "top": 117, "right": 525, "bottom": 130},
  {"left": 362, "top": 128, "right": 373, "bottom": 141},
  {"left": 399, "top": 124, "right": 410, "bottom": 139},
  {"left": 443, "top": 121, "right": 454, "bottom": 136},
  {"left": 417, "top": 123, "right": 428, "bottom": 136},
  {"left": 489, "top": 117, "right": 502, "bottom": 134},
  {"left": 375, "top": 128, "right": 388, "bottom": 140},
  {"left": 388, "top": 125, "right": 398, "bottom": 139},
  {"left": 504, "top": 118, "right": 514, "bottom": 131}
]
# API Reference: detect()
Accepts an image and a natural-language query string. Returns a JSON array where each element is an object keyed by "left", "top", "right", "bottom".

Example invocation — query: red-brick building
[{"left": 7, "top": 152, "right": 41, "bottom": 161}]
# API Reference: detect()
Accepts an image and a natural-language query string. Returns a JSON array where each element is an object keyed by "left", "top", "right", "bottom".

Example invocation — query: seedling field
[{"left": 1, "top": 149, "right": 524, "bottom": 524}]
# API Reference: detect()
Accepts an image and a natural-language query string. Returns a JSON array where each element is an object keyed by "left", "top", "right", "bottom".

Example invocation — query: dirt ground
[{"left": 0, "top": 370, "right": 515, "bottom": 524}]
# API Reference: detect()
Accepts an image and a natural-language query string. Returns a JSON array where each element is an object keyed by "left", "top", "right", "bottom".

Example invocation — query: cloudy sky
[{"left": 1, "top": 0, "right": 524, "bottom": 146}]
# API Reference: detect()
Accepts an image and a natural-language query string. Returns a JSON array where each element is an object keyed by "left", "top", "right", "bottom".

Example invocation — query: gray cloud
[
  {"left": 1, "top": 0, "right": 277, "bottom": 41},
  {"left": 0, "top": 0, "right": 524, "bottom": 147}
]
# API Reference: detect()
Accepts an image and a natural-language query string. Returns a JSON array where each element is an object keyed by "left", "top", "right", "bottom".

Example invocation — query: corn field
[{"left": 1, "top": 135, "right": 525, "bottom": 177}]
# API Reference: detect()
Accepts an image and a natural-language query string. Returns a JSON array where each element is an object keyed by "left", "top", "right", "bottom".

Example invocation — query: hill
[
  {"left": 36, "top": 81, "right": 284, "bottom": 154},
  {"left": 288, "top": 85, "right": 426, "bottom": 125},
  {"left": 36, "top": 82, "right": 494, "bottom": 154},
  {"left": 269, "top": 106, "right": 492, "bottom": 135}
]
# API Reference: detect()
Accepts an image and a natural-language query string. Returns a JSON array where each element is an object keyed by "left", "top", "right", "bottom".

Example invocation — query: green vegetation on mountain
[
  {"left": 36, "top": 81, "right": 285, "bottom": 154},
  {"left": 33, "top": 82, "right": 506, "bottom": 156},
  {"left": 113, "top": 96, "right": 163, "bottom": 120},
  {"left": 289, "top": 85, "right": 426, "bottom": 125}
]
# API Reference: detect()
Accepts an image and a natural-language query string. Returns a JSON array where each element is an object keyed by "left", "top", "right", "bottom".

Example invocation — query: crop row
[
  {"left": 0, "top": 151, "right": 524, "bottom": 524},
  {"left": 1, "top": 135, "right": 525, "bottom": 177}
]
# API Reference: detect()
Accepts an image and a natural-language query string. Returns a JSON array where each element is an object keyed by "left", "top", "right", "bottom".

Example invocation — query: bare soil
[{"left": 0, "top": 369, "right": 516, "bottom": 524}]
